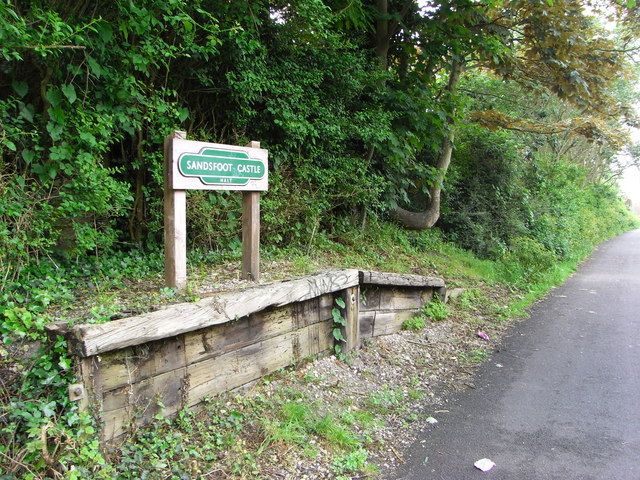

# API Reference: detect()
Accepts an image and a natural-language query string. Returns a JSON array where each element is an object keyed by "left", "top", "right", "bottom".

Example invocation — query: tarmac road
[{"left": 392, "top": 230, "right": 640, "bottom": 480}]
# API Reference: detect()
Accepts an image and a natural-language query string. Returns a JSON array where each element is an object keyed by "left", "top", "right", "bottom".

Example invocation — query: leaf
[
  {"left": 627, "top": 0, "right": 636, "bottom": 7},
  {"left": 58, "top": 357, "right": 71, "bottom": 370},
  {"left": 332, "top": 308, "right": 346, "bottom": 325},
  {"left": 178, "top": 107, "right": 189, "bottom": 122},
  {"left": 80, "top": 132, "right": 97, "bottom": 146},
  {"left": 12, "top": 80, "right": 28, "bottom": 98},
  {"left": 46, "top": 121, "right": 63, "bottom": 141},
  {"left": 96, "top": 21, "right": 113, "bottom": 42},
  {"left": 86, "top": 56, "right": 102, "bottom": 77},
  {"left": 333, "top": 328, "right": 346, "bottom": 342},
  {"left": 42, "top": 401, "right": 57, "bottom": 418},
  {"left": 19, "top": 103, "right": 34, "bottom": 122},
  {"left": 4, "top": 141, "right": 16, "bottom": 151},
  {"left": 335, "top": 297, "right": 346, "bottom": 309},
  {"left": 62, "top": 84, "right": 77, "bottom": 104},
  {"left": 21, "top": 149, "right": 35, "bottom": 164},
  {"left": 49, "top": 106, "right": 66, "bottom": 124},
  {"left": 45, "top": 89, "right": 63, "bottom": 108}
]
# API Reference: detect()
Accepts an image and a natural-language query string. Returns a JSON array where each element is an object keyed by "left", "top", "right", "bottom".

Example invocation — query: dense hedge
[
  {"left": 1, "top": 1, "right": 636, "bottom": 285},
  {"left": 0, "top": 1, "right": 402, "bottom": 278}
]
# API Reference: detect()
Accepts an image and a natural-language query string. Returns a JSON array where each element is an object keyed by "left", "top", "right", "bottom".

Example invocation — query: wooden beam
[
  {"left": 164, "top": 131, "right": 188, "bottom": 290},
  {"left": 373, "top": 310, "right": 418, "bottom": 336},
  {"left": 242, "top": 192, "right": 260, "bottom": 281},
  {"left": 340, "top": 286, "right": 360, "bottom": 352},
  {"left": 242, "top": 141, "right": 261, "bottom": 282},
  {"left": 66, "top": 269, "right": 361, "bottom": 357},
  {"left": 359, "top": 270, "right": 445, "bottom": 288}
]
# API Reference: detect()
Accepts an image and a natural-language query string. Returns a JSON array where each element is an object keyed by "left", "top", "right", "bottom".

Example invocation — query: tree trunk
[
  {"left": 375, "top": 0, "right": 389, "bottom": 69},
  {"left": 391, "top": 59, "right": 463, "bottom": 230},
  {"left": 129, "top": 130, "right": 146, "bottom": 243},
  {"left": 391, "top": 132, "right": 454, "bottom": 229}
]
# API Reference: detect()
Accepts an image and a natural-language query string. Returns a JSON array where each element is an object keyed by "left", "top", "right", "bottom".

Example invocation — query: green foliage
[
  {"left": 116, "top": 405, "right": 253, "bottom": 479},
  {"left": 366, "top": 386, "right": 404, "bottom": 415},
  {"left": 423, "top": 298, "right": 449, "bottom": 322},
  {"left": 260, "top": 398, "right": 363, "bottom": 458},
  {"left": 332, "top": 448, "right": 369, "bottom": 477},
  {"left": 457, "top": 288, "right": 485, "bottom": 311},
  {"left": 0, "top": 319, "right": 111, "bottom": 479},
  {"left": 442, "top": 73, "right": 638, "bottom": 270},
  {"left": 401, "top": 315, "right": 426, "bottom": 332},
  {"left": 332, "top": 297, "right": 347, "bottom": 358},
  {"left": 459, "top": 348, "right": 489, "bottom": 365},
  {"left": 0, "top": 0, "right": 393, "bottom": 277},
  {"left": 442, "top": 124, "right": 528, "bottom": 258},
  {"left": 501, "top": 236, "right": 558, "bottom": 286}
]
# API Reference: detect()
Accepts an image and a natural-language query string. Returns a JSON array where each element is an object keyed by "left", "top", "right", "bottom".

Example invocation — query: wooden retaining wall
[{"left": 50, "top": 270, "right": 444, "bottom": 442}]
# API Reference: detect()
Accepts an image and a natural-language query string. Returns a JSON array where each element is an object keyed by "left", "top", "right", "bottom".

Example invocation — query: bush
[
  {"left": 501, "top": 236, "right": 557, "bottom": 285},
  {"left": 441, "top": 125, "right": 528, "bottom": 258}
]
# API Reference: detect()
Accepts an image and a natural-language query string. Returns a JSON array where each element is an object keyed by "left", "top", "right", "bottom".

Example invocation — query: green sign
[{"left": 178, "top": 148, "right": 265, "bottom": 186}]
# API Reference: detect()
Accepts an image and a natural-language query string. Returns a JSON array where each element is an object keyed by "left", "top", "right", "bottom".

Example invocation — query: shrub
[{"left": 501, "top": 236, "right": 557, "bottom": 285}]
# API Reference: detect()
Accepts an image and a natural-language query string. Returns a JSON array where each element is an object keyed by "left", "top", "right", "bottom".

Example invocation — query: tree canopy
[{"left": 0, "top": 0, "right": 638, "bottom": 278}]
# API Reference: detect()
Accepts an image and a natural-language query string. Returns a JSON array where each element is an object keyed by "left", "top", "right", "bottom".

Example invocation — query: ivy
[{"left": 332, "top": 297, "right": 347, "bottom": 359}]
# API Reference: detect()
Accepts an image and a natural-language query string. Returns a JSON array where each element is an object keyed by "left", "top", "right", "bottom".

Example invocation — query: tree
[{"left": 366, "top": 0, "right": 638, "bottom": 228}]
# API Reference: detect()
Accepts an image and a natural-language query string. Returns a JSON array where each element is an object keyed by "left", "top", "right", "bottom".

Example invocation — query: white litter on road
[
  {"left": 426, "top": 416, "right": 438, "bottom": 424},
  {"left": 474, "top": 458, "right": 496, "bottom": 472}
]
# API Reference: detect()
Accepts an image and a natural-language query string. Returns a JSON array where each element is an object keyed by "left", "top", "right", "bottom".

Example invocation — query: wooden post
[
  {"left": 164, "top": 131, "right": 188, "bottom": 289},
  {"left": 242, "top": 141, "right": 261, "bottom": 282},
  {"left": 338, "top": 286, "right": 360, "bottom": 353}
]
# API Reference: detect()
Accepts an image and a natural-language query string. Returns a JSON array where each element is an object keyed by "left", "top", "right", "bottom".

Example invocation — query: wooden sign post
[{"left": 164, "top": 132, "right": 268, "bottom": 289}]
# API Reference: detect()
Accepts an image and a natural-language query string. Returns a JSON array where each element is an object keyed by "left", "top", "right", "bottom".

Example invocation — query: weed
[
  {"left": 340, "top": 410, "right": 380, "bottom": 430},
  {"left": 458, "top": 288, "right": 484, "bottom": 310},
  {"left": 459, "top": 348, "right": 489, "bottom": 364},
  {"left": 332, "top": 448, "right": 370, "bottom": 476},
  {"left": 315, "top": 415, "right": 359, "bottom": 449},
  {"left": 366, "top": 386, "right": 404, "bottom": 414},
  {"left": 408, "top": 388, "right": 424, "bottom": 400},
  {"left": 402, "top": 315, "right": 426, "bottom": 331},
  {"left": 302, "top": 372, "right": 323, "bottom": 384},
  {"left": 260, "top": 397, "right": 363, "bottom": 455},
  {"left": 332, "top": 297, "right": 347, "bottom": 359},
  {"left": 423, "top": 297, "right": 449, "bottom": 321}
]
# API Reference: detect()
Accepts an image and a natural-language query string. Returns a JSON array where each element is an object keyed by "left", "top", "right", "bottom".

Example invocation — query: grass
[
  {"left": 366, "top": 386, "right": 405, "bottom": 415},
  {"left": 490, "top": 260, "right": 579, "bottom": 321},
  {"left": 459, "top": 348, "right": 490, "bottom": 365},
  {"left": 260, "top": 397, "right": 363, "bottom": 453}
]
